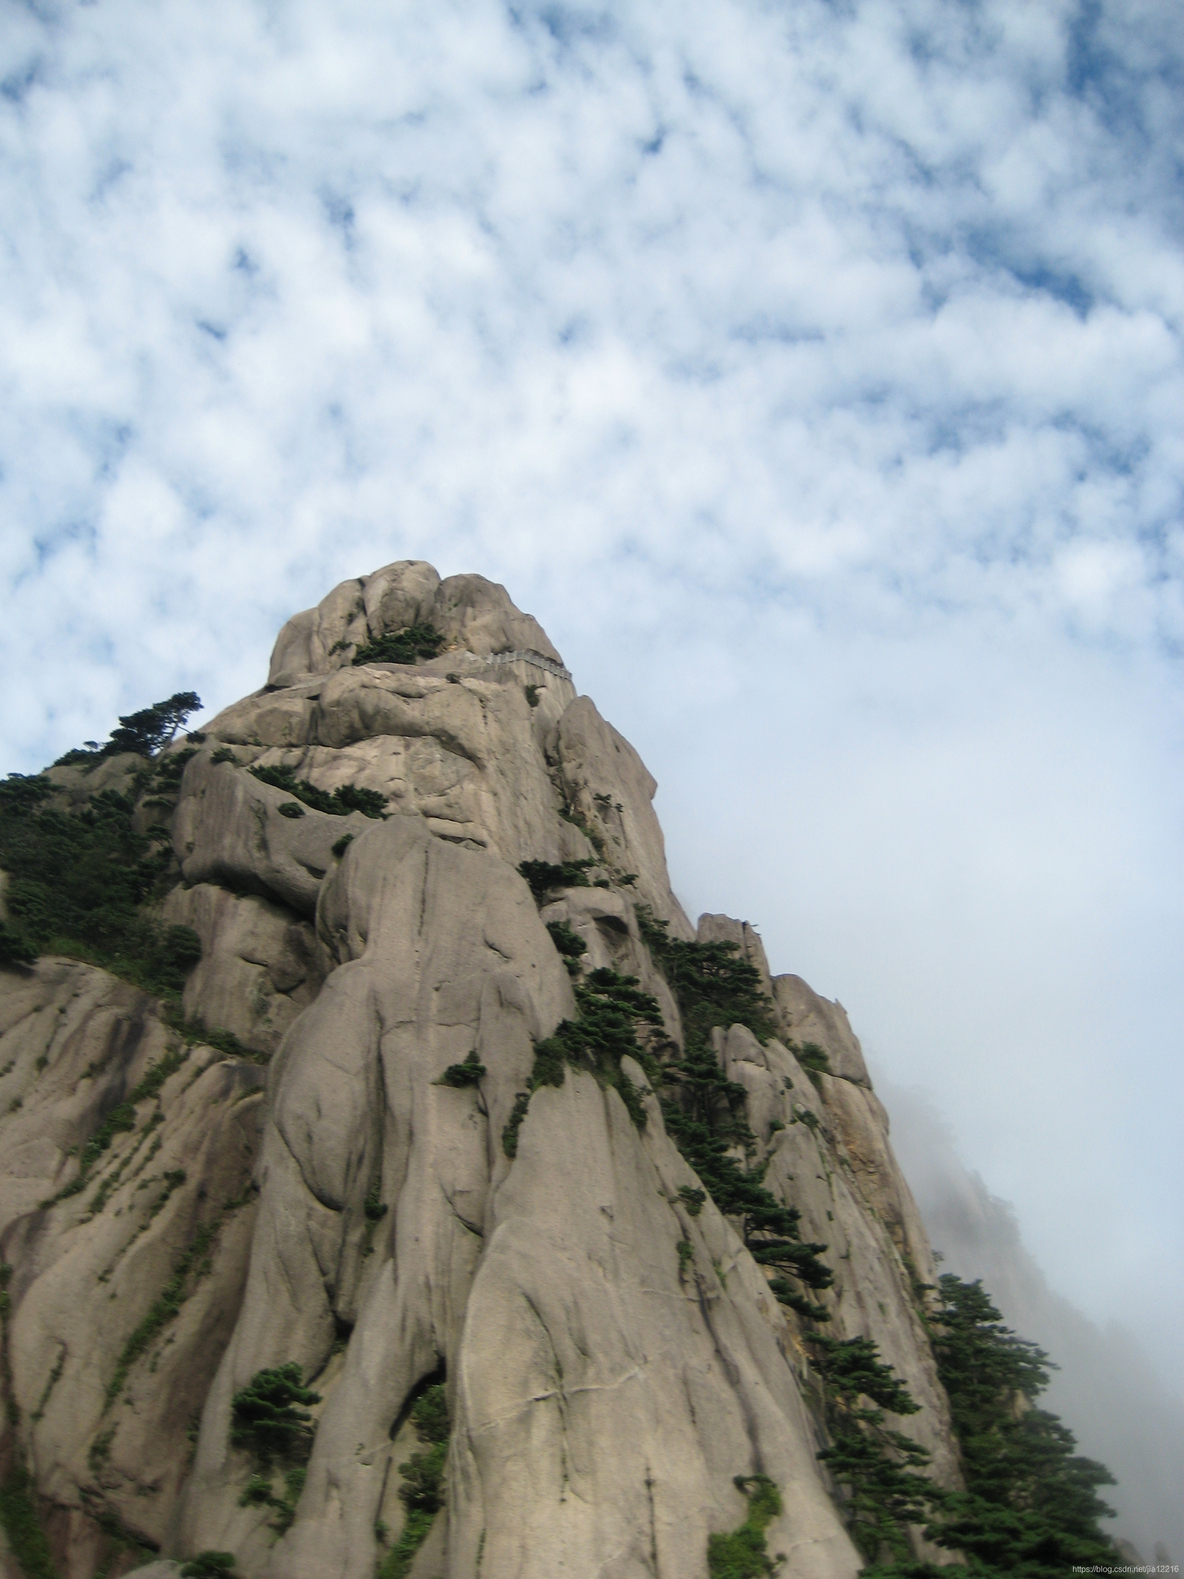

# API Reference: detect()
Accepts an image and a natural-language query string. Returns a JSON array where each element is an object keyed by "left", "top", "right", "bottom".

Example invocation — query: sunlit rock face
[{"left": 0, "top": 563, "right": 958, "bottom": 1579}]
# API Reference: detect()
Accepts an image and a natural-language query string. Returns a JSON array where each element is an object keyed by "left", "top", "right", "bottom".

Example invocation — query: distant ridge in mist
[{"left": 881, "top": 1079, "right": 1183, "bottom": 1565}]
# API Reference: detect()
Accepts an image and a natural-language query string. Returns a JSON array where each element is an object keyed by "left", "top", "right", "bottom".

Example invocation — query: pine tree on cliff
[{"left": 928, "top": 1276, "right": 1117, "bottom": 1577}]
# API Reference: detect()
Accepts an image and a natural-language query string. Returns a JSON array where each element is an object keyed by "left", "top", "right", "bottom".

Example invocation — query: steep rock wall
[
  {"left": 0, "top": 563, "right": 957, "bottom": 1579},
  {"left": 0, "top": 963, "right": 263, "bottom": 1575}
]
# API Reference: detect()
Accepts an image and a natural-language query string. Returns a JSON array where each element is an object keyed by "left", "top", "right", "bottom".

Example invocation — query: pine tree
[{"left": 927, "top": 1276, "right": 1116, "bottom": 1577}]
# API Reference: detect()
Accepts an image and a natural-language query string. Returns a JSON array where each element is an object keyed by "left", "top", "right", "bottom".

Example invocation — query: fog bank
[{"left": 880, "top": 1078, "right": 1184, "bottom": 1565}]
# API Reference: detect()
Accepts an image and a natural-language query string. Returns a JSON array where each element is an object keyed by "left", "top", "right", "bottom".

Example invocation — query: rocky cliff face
[{"left": 0, "top": 563, "right": 960, "bottom": 1579}]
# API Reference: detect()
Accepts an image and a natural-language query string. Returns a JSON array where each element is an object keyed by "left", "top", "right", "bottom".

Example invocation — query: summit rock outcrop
[{"left": 0, "top": 563, "right": 960, "bottom": 1579}]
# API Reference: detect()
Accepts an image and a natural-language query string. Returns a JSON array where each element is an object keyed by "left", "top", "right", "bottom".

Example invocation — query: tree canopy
[
  {"left": 54, "top": 691, "right": 202, "bottom": 765},
  {"left": 927, "top": 1276, "right": 1117, "bottom": 1578}
]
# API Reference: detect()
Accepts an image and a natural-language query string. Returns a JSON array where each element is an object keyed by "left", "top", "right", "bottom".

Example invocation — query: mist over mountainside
[{"left": 882, "top": 1079, "right": 1184, "bottom": 1566}]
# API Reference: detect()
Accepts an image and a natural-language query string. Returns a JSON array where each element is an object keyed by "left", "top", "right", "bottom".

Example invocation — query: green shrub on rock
[
  {"left": 501, "top": 1092, "right": 531, "bottom": 1157},
  {"left": 410, "top": 1383, "right": 449, "bottom": 1445},
  {"left": 802, "top": 1284, "right": 1121, "bottom": 1578},
  {"left": 333, "top": 783, "right": 387, "bottom": 816},
  {"left": 230, "top": 1364, "right": 320, "bottom": 1467},
  {"left": 180, "top": 1554, "right": 238, "bottom": 1578},
  {"left": 0, "top": 1464, "right": 60, "bottom": 1579},
  {"left": 378, "top": 1383, "right": 450, "bottom": 1579},
  {"left": 530, "top": 968, "right": 663, "bottom": 1119},
  {"left": 435, "top": 1051, "right": 486, "bottom": 1088},
  {"left": 149, "top": 746, "right": 199, "bottom": 788},
  {"left": 808, "top": 1336, "right": 936, "bottom": 1562},
  {"left": 636, "top": 905, "right": 832, "bottom": 1313},
  {"left": 500, "top": 968, "right": 663, "bottom": 1156},
  {"left": 926, "top": 1276, "right": 1117, "bottom": 1576},
  {"left": 352, "top": 625, "right": 445, "bottom": 666},
  {"left": 546, "top": 919, "right": 586, "bottom": 974},
  {"left": 796, "top": 1041, "right": 831, "bottom": 1092},
  {"left": 518, "top": 858, "right": 596, "bottom": 902},
  {"left": 707, "top": 1475, "right": 783, "bottom": 1578},
  {"left": 248, "top": 765, "right": 387, "bottom": 819},
  {"left": 636, "top": 906, "right": 775, "bottom": 1046},
  {"left": 810, "top": 1334, "right": 920, "bottom": 1416},
  {"left": 0, "top": 921, "right": 36, "bottom": 968}
]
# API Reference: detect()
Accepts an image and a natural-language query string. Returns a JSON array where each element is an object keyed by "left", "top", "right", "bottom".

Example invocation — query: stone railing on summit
[{"left": 481, "top": 649, "right": 572, "bottom": 681}]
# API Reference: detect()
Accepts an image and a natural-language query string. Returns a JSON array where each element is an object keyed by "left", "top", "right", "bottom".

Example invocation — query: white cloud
[{"left": 1, "top": 0, "right": 1180, "bottom": 1392}]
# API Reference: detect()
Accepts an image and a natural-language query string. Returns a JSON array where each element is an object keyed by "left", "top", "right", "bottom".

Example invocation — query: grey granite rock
[
  {"left": 697, "top": 912, "right": 775, "bottom": 998},
  {"left": 266, "top": 561, "right": 562, "bottom": 689},
  {"left": 772, "top": 974, "right": 871, "bottom": 1086},
  {"left": 173, "top": 751, "right": 373, "bottom": 915},
  {"left": 0, "top": 961, "right": 262, "bottom": 1573},
  {"left": 0, "top": 563, "right": 963, "bottom": 1579},
  {"left": 162, "top": 882, "right": 323, "bottom": 1058}
]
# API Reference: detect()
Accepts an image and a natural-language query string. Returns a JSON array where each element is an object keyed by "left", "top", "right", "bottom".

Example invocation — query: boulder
[
  {"left": 697, "top": 913, "right": 774, "bottom": 999},
  {"left": 161, "top": 884, "right": 323, "bottom": 1059},
  {"left": 266, "top": 562, "right": 562, "bottom": 688},
  {"left": 772, "top": 974, "right": 871, "bottom": 1086},
  {"left": 173, "top": 752, "right": 373, "bottom": 916}
]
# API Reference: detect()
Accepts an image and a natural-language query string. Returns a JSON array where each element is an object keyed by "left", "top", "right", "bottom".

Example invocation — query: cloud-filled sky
[{"left": 2, "top": 1, "right": 1181, "bottom": 1391}]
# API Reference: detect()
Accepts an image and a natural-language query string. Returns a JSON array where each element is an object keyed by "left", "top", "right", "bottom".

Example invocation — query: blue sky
[{"left": 2, "top": 0, "right": 1181, "bottom": 1392}]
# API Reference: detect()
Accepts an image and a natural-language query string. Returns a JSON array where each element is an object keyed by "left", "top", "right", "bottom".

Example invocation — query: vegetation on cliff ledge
[
  {"left": 926, "top": 1275, "right": 1116, "bottom": 1577},
  {"left": 231, "top": 1364, "right": 322, "bottom": 1535},
  {"left": 512, "top": 881, "right": 834, "bottom": 1310},
  {"left": 708, "top": 1474, "right": 784, "bottom": 1578},
  {"left": 517, "top": 856, "right": 597, "bottom": 901},
  {"left": 0, "top": 1465, "right": 59, "bottom": 1579},
  {"left": 809, "top": 1333, "right": 940, "bottom": 1566},
  {"left": 51, "top": 692, "right": 201, "bottom": 768},
  {"left": 502, "top": 966, "right": 662, "bottom": 1155},
  {"left": 247, "top": 763, "right": 388, "bottom": 818},
  {"left": 807, "top": 1279, "right": 1118, "bottom": 1579},
  {"left": 0, "top": 693, "right": 210, "bottom": 992},
  {"left": 351, "top": 624, "right": 445, "bottom": 666},
  {"left": 0, "top": 768, "right": 200, "bottom": 993},
  {"left": 637, "top": 905, "right": 833, "bottom": 1316},
  {"left": 377, "top": 1382, "right": 450, "bottom": 1579}
]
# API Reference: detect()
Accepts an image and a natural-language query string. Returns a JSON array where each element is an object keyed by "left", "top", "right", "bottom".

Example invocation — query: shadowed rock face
[{"left": 0, "top": 563, "right": 957, "bottom": 1579}]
